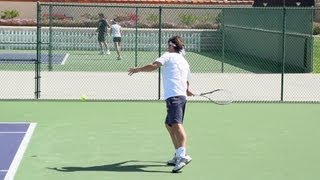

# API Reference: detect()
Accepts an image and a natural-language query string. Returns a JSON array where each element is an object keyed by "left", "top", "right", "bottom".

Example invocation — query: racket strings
[{"left": 201, "top": 89, "right": 233, "bottom": 105}]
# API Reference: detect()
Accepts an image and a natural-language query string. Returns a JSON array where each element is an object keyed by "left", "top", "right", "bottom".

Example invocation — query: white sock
[{"left": 175, "top": 147, "right": 186, "bottom": 158}]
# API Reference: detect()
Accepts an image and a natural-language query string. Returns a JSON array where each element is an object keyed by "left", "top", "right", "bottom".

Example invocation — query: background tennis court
[
  {"left": 1, "top": 101, "right": 319, "bottom": 180},
  {"left": 0, "top": 52, "right": 68, "bottom": 65},
  {"left": 1, "top": 3, "right": 320, "bottom": 179},
  {"left": 0, "top": 49, "right": 246, "bottom": 72},
  {"left": 0, "top": 4, "right": 319, "bottom": 102}
]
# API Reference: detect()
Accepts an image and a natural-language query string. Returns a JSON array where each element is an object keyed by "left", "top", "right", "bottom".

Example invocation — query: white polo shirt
[
  {"left": 155, "top": 52, "right": 191, "bottom": 100},
  {"left": 111, "top": 24, "right": 121, "bottom": 37}
]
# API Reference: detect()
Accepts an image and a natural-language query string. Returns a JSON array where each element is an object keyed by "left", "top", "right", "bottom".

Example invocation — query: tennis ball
[{"left": 80, "top": 95, "right": 87, "bottom": 101}]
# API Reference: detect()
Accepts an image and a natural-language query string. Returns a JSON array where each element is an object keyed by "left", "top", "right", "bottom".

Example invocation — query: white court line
[
  {"left": 61, "top": 53, "right": 69, "bottom": 65},
  {"left": 0, "top": 170, "right": 8, "bottom": 172},
  {"left": 0, "top": 132, "right": 26, "bottom": 134},
  {"left": 4, "top": 123, "right": 37, "bottom": 180},
  {"left": 0, "top": 122, "right": 30, "bottom": 124}
]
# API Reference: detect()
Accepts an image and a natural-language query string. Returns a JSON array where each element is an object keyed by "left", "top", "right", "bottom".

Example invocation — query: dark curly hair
[{"left": 168, "top": 35, "right": 184, "bottom": 53}]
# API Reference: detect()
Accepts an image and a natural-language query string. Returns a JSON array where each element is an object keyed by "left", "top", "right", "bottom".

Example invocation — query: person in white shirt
[
  {"left": 110, "top": 19, "right": 122, "bottom": 60},
  {"left": 128, "top": 36, "right": 194, "bottom": 173}
]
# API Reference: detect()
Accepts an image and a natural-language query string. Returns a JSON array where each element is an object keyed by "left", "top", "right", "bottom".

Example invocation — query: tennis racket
[{"left": 195, "top": 89, "right": 233, "bottom": 105}]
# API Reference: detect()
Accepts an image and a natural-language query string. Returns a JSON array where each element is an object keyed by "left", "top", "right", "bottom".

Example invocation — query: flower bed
[{"left": 0, "top": 18, "right": 36, "bottom": 26}]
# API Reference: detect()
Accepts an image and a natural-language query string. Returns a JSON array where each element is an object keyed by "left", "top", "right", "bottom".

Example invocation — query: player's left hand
[{"left": 128, "top": 68, "right": 139, "bottom": 76}]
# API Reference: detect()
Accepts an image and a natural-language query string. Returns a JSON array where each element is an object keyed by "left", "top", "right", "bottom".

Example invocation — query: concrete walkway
[{"left": 1, "top": 71, "right": 319, "bottom": 102}]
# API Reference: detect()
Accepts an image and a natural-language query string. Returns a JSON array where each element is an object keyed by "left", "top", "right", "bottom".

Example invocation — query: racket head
[{"left": 197, "top": 89, "right": 233, "bottom": 105}]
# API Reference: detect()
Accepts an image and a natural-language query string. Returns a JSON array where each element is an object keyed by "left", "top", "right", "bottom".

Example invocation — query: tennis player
[
  {"left": 110, "top": 19, "right": 122, "bottom": 60},
  {"left": 96, "top": 13, "right": 110, "bottom": 55},
  {"left": 128, "top": 36, "right": 193, "bottom": 173}
]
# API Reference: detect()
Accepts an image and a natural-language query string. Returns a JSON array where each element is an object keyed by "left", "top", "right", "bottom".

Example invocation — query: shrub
[
  {"left": 146, "top": 14, "right": 159, "bottom": 24},
  {"left": 136, "top": 22, "right": 151, "bottom": 28},
  {"left": 149, "top": 23, "right": 160, "bottom": 28},
  {"left": 113, "top": 15, "right": 130, "bottom": 22},
  {"left": 41, "top": 20, "right": 96, "bottom": 27},
  {"left": 1, "top": 10, "right": 20, "bottom": 19},
  {"left": 42, "top": 13, "right": 71, "bottom": 20},
  {"left": 197, "top": 13, "right": 216, "bottom": 24},
  {"left": 179, "top": 14, "right": 198, "bottom": 26},
  {"left": 215, "top": 12, "right": 222, "bottom": 24},
  {"left": 314, "top": 23, "right": 320, "bottom": 35},
  {"left": 161, "top": 22, "right": 176, "bottom": 29},
  {"left": 81, "top": 20, "right": 96, "bottom": 27},
  {"left": 80, "top": 13, "right": 98, "bottom": 21},
  {"left": 192, "top": 23, "right": 219, "bottom": 29}
]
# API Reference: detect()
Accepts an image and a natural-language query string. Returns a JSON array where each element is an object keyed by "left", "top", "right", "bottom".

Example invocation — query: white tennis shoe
[
  {"left": 171, "top": 156, "right": 192, "bottom": 173},
  {"left": 167, "top": 154, "right": 192, "bottom": 166},
  {"left": 167, "top": 156, "right": 177, "bottom": 166}
]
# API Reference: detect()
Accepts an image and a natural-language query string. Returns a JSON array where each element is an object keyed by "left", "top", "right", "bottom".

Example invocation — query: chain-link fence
[{"left": 0, "top": 2, "right": 319, "bottom": 102}]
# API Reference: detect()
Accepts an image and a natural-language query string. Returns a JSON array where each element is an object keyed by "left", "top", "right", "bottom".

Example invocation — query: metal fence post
[
  {"left": 135, "top": 7, "right": 138, "bottom": 67},
  {"left": 35, "top": 1, "right": 42, "bottom": 99},
  {"left": 221, "top": 9, "right": 225, "bottom": 73},
  {"left": 157, "top": 6, "right": 162, "bottom": 100},
  {"left": 280, "top": 7, "right": 287, "bottom": 101},
  {"left": 48, "top": 5, "right": 53, "bottom": 71}
]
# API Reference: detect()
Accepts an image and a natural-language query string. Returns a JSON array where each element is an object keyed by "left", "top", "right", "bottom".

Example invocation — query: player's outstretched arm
[{"left": 128, "top": 62, "right": 161, "bottom": 76}]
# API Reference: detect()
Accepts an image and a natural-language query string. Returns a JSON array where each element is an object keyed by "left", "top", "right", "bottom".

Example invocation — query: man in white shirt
[
  {"left": 128, "top": 36, "right": 194, "bottom": 173},
  {"left": 110, "top": 19, "right": 122, "bottom": 60}
]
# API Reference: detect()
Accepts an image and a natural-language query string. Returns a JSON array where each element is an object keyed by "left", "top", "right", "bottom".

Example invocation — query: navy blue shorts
[
  {"left": 113, "top": 37, "right": 121, "bottom": 43},
  {"left": 165, "top": 96, "right": 186, "bottom": 126},
  {"left": 98, "top": 32, "right": 105, "bottom": 42}
]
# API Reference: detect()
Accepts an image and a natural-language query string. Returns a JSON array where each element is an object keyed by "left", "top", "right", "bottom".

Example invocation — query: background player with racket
[{"left": 128, "top": 35, "right": 193, "bottom": 173}]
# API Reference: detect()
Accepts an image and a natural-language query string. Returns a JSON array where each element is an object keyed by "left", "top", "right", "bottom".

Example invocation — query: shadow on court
[{"left": 48, "top": 160, "right": 171, "bottom": 173}]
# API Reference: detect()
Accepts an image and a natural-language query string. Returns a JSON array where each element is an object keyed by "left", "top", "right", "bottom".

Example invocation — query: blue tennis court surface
[
  {"left": 0, "top": 122, "right": 36, "bottom": 180},
  {"left": 0, "top": 53, "right": 69, "bottom": 65}
]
